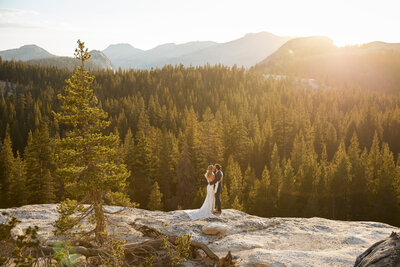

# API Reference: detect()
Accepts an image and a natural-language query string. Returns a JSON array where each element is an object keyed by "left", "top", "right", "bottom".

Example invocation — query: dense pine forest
[{"left": 0, "top": 57, "right": 399, "bottom": 227}]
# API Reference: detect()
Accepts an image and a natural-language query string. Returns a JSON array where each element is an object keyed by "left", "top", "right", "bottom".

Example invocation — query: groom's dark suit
[{"left": 210, "top": 170, "right": 223, "bottom": 212}]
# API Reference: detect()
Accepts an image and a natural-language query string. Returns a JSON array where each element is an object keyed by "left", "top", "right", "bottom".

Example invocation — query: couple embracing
[{"left": 186, "top": 164, "right": 224, "bottom": 220}]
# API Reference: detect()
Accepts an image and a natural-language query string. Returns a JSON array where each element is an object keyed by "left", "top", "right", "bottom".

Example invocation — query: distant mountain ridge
[
  {"left": 0, "top": 32, "right": 291, "bottom": 70},
  {"left": 102, "top": 32, "right": 291, "bottom": 69}
]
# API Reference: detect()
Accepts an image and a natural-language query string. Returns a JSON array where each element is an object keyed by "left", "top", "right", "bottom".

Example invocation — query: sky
[{"left": 0, "top": 0, "right": 399, "bottom": 56}]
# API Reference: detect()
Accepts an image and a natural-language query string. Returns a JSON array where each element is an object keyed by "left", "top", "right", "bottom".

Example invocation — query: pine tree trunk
[{"left": 93, "top": 192, "right": 106, "bottom": 245}]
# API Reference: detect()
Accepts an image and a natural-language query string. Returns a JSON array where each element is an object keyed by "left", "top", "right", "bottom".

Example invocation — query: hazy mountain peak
[
  {"left": 102, "top": 43, "right": 143, "bottom": 68},
  {"left": 0, "top": 44, "right": 55, "bottom": 61},
  {"left": 106, "top": 43, "right": 134, "bottom": 48},
  {"left": 103, "top": 43, "right": 143, "bottom": 57},
  {"left": 104, "top": 43, "right": 142, "bottom": 52},
  {"left": 20, "top": 44, "right": 43, "bottom": 49}
]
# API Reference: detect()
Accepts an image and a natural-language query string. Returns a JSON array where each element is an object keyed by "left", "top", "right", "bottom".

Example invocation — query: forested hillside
[
  {"left": 256, "top": 36, "right": 400, "bottom": 92},
  {"left": 0, "top": 58, "right": 399, "bottom": 226}
]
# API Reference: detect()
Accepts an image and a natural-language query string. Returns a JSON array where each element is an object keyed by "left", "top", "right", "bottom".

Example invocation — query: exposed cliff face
[
  {"left": 1, "top": 204, "right": 399, "bottom": 266},
  {"left": 88, "top": 50, "right": 114, "bottom": 70}
]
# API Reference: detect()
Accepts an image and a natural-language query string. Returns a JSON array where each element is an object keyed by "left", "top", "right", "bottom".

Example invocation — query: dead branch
[
  {"left": 131, "top": 224, "right": 221, "bottom": 262},
  {"left": 36, "top": 222, "right": 235, "bottom": 266}
]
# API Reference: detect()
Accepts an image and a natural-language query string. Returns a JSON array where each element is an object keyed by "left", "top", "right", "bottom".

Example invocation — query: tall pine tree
[
  {"left": 25, "top": 124, "right": 55, "bottom": 204},
  {"left": 329, "top": 142, "right": 351, "bottom": 219},
  {"left": 147, "top": 181, "right": 163, "bottom": 211},
  {"left": 7, "top": 152, "right": 26, "bottom": 207},
  {"left": 53, "top": 40, "right": 130, "bottom": 244},
  {"left": 175, "top": 142, "right": 196, "bottom": 209},
  {"left": 0, "top": 130, "right": 14, "bottom": 207}
]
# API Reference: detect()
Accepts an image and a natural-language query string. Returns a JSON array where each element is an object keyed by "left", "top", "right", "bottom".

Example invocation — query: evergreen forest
[{"left": 0, "top": 57, "right": 399, "bottom": 226}]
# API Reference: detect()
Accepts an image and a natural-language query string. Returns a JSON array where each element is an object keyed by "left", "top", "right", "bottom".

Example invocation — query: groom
[{"left": 210, "top": 164, "right": 223, "bottom": 214}]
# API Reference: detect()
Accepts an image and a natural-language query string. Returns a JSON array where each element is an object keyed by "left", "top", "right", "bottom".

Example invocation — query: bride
[{"left": 186, "top": 165, "right": 218, "bottom": 220}]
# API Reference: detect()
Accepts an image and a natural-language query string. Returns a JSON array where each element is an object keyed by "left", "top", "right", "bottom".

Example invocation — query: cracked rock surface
[{"left": 1, "top": 204, "right": 399, "bottom": 266}]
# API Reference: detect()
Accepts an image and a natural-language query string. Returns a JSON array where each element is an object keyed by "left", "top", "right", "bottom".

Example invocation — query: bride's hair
[{"left": 204, "top": 165, "right": 214, "bottom": 180}]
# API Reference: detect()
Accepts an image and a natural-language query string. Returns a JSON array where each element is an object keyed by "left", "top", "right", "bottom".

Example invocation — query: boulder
[
  {"left": 354, "top": 232, "right": 400, "bottom": 267},
  {"left": 202, "top": 222, "right": 228, "bottom": 235}
]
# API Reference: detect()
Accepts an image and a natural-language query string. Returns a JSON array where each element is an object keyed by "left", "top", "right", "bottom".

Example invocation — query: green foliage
[
  {"left": 101, "top": 237, "right": 126, "bottom": 266},
  {"left": 252, "top": 166, "right": 272, "bottom": 217},
  {"left": 176, "top": 142, "right": 196, "bottom": 209},
  {"left": 129, "top": 112, "right": 161, "bottom": 206},
  {"left": 278, "top": 159, "right": 296, "bottom": 216},
  {"left": 225, "top": 156, "right": 244, "bottom": 204},
  {"left": 329, "top": 142, "right": 351, "bottom": 219},
  {"left": 373, "top": 143, "right": 399, "bottom": 224},
  {"left": 269, "top": 144, "right": 282, "bottom": 215},
  {"left": 348, "top": 133, "right": 369, "bottom": 220},
  {"left": 147, "top": 181, "right": 163, "bottom": 211},
  {"left": 0, "top": 212, "right": 20, "bottom": 241},
  {"left": 0, "top": 51, "right": 400, "bottom": 225},
  {"left": 161, "top": 233, "right": 192, "bottom": 266},
  {"left": 142, "top": 256, "right": 154, "bottom": 267},
  {"left": 53, "top": 241, "right": 76, "bottom": 267},
  {"left": 53, "top": 198, "right": 85, "bottom": 236},
  {"left": 7, "top": 152, "right": 26, "bottom": 207},
  {"left": 220, "top": 185, "right": 230, "bottom": 209},
  {"left": 0, "top": 131, "right": 14, "bottom": 207},
  {"left": 0, "top": 212, "right": 40, "bottom": 267},
  {"left": 52, "top": 40, "right": 131, "bottom": 244},
  {"left": 12, "top": 226, "right": 40, "bottom": 267},
  {"left": 25, "top": 124, "right": 55, "bottom": 204},
  {"left": 231, "top": 196, "right": 244, "bottom": 211},
  {"left": 0, "top": 212, "right": 19, "bottom": 266}
]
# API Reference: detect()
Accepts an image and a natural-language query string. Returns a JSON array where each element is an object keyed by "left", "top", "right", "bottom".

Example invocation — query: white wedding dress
[{"left": 186, "top": 177, "right": 218, "bottom": 220}]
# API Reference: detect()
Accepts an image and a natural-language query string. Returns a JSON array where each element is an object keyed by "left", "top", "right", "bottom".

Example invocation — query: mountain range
[
  {"left": 2, "top": 33, "right": 399, "bottom": 91},
  {"left": 0, "top": 32, "right": 291, "bottom": 70},
  {"left": 103, "top": 32, "right": 291, "bottom": 69}
]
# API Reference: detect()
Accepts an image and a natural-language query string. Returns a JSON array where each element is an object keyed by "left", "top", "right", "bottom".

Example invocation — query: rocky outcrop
[
  {"left": 1, "top": 204, "right": 399, "bottom": 266},
  {"left": 354, "top": 232, "right": 400, "bottom": 267},
  {"left": 88, "top": 50, "right": 113, "bottom": 70}
]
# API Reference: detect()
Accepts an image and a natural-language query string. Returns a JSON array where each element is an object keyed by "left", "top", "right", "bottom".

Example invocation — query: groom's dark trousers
[{"left": 210, "top": 170, "right": 223, "bottom": 212}]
